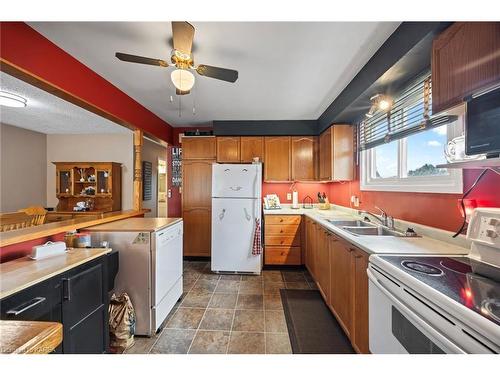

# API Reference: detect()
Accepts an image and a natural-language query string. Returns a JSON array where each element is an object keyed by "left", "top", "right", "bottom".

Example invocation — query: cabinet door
[
  {"left": 352, "top": 248, "right": 370, "bottom": 353},
  {"left": 264, "top": 136, "right": 291, "bottom": 181},
  {"left": 216, "top": 137, "right": 240, "bottom": 163},
  {"left": 319, "top": 128, "right": 332, "bottom": 180},
  {"left": 330, "top": 236, "right": 353, "bottom": 337},
  {"left": 316, "top": 229, "right": 331, "bottom": 302},
  {"left": 182, "top": 137, "right": 216, "bottom": 159},
  {"left": 240, "top": 136, "right": 264, "bottom": 163},
  {"left": 182, "top": 160, "right": 213, "bottom": 209},
  {"left": 96, "top": 169, "right": 111, "bottom": 195},
  {"left": 332, "top": 125, "right": 354, "bottom": 181},
  {"left": 432, "top": 22, "right": 500, "bottom": 113},
  {"left": 56, "top": 169, "right": 73, "bottom": 196},
  {"left": 291, "top": 136, "right": 317, "bottom": 181},
  {"left": 183, "top": 208, "right": 211, "bottom": 256},
  {"left": 62, "top": 259, "right": 106, "bottom": 353}
]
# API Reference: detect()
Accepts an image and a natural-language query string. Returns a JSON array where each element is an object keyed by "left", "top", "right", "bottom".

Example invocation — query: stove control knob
[
  {"left": 486, "top": 229, "right": 498, "bottom": 239},
  {"left": 489, "top": 218, "right": 499, "bottom": 226}
]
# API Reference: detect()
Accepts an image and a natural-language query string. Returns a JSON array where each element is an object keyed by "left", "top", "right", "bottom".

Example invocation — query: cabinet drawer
[
  {"left": 265, "top": 215, "right": 301, "bottom": 225},
  {"left": 265, "top": 247, "right": 301, "bottom": 265},
  {"left": 265, "top": 223, "right": 300, "bottom": 235},
  {"left": 0, "top": 277, "right": 61, "bottom": 322},
  {"left": 265, "top": 235, "right": 300, "bottom": 247}
]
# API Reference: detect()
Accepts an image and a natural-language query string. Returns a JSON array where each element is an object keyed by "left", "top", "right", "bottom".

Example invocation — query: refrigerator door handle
[
  {"left": 243, "top": 208, "right": 251, "bottom": 221},
  {"left": 229, "top": 186, "right": 242, "bottom": 191},
  {"left": 219, "top": 208, "right": 226, "bottom": 221}
]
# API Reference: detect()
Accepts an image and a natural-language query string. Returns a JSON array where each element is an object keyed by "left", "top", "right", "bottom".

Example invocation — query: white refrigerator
[{"left": 211, "top": 163, "right": 262, "bottom": 274}]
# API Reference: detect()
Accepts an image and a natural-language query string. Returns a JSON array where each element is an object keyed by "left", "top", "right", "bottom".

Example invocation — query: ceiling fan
[{"left": 115, "top": 21, "right": 238, "bottom": 95}]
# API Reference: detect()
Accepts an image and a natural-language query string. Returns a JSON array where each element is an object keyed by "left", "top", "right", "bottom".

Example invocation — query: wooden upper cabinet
[
  {"left": 319, "top": 125, "right": 354, "bottom": 181},
  {"left": 240, "top": 136, "right": 264, "bottom": 163},
  {"left": 182, "top": 137, "right": 216, "bottom": 159},
  {"left": 319, "top": 128, "right": 333, "bottom": 180},
  {"left": 432, "top": 22, "right": 500, "bottom": 113},
  {"left": 216, "top": 137, "right": 240, "bottom": 162},
  {"left": 291, "top": 136, "right": 317, "bottom": 181},
  {"left": 182, "top": 160, "right": 213, "bottom": 209},
  {"left": 264, "top": 136, "right": 291, "bottom": 181}
]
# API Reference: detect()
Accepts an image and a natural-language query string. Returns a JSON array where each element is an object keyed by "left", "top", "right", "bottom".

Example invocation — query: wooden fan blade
[
  {"left": 115, "top": 52, "right": 169, "bottom": 67},
  {"left": 172, "top": 22, "right": 195, "bottom": 55},
  {"left": 196, "top": 65, "right": 238, "bottom": 83},
  {"left": 176, "top": 89, "right": 191, "bottom": 96}
]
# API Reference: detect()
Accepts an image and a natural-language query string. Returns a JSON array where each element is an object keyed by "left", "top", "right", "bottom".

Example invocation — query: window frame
[{"left": 360, "top": 118, "right": 464, "bottom": 194}]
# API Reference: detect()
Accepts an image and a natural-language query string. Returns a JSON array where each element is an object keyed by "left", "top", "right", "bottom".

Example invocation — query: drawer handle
[
  {"left": 63, "top": 278, "right": 71, "bottom": 301},
  {"left": 280, "top": 241, "right": 284, "bottom": 244},
  {"left": 6, "top": 297, "right": 46, "bottom": 316},
  {"left": 280, "top": 218, "right": 284, "bottom": 222},
  {"left": 280, "top": 229, "right": 284, "bottom": 233}
]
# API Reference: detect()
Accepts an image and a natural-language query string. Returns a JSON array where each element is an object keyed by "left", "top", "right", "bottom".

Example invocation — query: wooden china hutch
[{"left": 53, "top": 162, "right": 122, "bottom": 213}]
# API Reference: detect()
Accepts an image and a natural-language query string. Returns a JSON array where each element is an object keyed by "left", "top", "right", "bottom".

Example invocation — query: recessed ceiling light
[{"left": 0, "top": 91, "right": 27, "bottom": 108}]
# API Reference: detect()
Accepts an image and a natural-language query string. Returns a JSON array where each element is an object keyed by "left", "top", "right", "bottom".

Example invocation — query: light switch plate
[{"left": 286, "top": 193, "right": 292, "bottom": 201}]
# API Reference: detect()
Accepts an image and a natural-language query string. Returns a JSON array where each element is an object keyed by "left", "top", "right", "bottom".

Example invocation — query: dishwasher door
[{"left": 151, "top": 222, "right": 183, "bottom": 330}]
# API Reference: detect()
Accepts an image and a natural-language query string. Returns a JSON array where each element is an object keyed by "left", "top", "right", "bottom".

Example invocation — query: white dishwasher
[{"left": 87, "top": 218, "right": 183, "bottom": 336}]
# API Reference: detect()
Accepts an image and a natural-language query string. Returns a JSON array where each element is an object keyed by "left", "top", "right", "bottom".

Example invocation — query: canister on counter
[
  {"left": 64, "top": 231, "right": 77, "bottom": 248},
  {"left": 74, "top": 233, "right": 92, "bottom": 248}
]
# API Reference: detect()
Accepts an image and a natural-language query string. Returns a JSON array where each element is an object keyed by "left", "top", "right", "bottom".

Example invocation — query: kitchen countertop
[
  {"left": 0, "top": 248, "right": 111, "bottom": 300},
  {"left": 84, "top": 217, "right": 183, "bottom": 232},
  {"left": 0, "top": 209, "right": 149, "bottom": 247},
  {"left": 264, "top": 205, "right": 469, "bottom": 256},
  {"left": 0, "top": 320, "right": 63, "bottom": 354}
]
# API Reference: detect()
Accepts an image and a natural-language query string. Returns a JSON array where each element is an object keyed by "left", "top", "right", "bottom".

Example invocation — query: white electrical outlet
[
  {"left": 351, "top": 195, "right": 360, "bottom": 208},
  {"left": 286, "top": 193, "right": 292, "bottom": 201}
]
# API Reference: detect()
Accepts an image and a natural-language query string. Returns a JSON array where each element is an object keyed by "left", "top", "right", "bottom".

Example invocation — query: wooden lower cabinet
[
  {"left": 329, "top": 236, "right": 354, "bottom": 337},
  {"left": 352, "top": 248, "right": 370, "bottom": 354},
  {"left": 182, "top": 208, "right": 211, "bottom": 256},
  {"left": 264, "top": 215, "right": 301, "bottom": 265},
  {"left": 304, "top": 217, "right": 370, "bottom": 353}
]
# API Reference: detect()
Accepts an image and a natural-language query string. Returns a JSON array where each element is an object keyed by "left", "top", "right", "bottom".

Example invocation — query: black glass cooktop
[{"left": 380, "top": 256, "right": 500, "bottom": 326}]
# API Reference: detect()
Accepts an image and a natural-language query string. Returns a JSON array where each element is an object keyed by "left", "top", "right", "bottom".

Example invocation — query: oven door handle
[{"left": 367, "top": 268, "right": 466, "bottom": 354}]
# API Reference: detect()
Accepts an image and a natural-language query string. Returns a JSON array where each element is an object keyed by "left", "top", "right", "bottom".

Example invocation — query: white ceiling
[
  {"left": 0, "top": 71, "right": 131, "bottom": 134},
  {"left": 28, "top": 22, "right": 400, "bottom": 127}
]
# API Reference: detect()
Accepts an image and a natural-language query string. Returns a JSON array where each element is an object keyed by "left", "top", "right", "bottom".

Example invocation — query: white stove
[{"left": 368, "top": 208, "right": 500, "bottom": 354}]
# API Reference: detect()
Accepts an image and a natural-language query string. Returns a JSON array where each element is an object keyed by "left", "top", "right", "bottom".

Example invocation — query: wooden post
[{"left": 133, "top": 129, "right": 143, "bottom": 211}]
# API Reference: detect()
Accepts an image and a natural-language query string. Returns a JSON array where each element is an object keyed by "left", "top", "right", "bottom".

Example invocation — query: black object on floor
[{"left": 280, "top": 289, "right": 355, "bottom": 354}]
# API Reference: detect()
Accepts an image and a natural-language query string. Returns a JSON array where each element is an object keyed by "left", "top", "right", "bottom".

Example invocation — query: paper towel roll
[{"left": 292, "top": 191, "right": 299, "bottom": 208}]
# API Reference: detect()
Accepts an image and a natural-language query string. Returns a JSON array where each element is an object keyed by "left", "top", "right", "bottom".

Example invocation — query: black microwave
[{"left": 465, "top": 85, "right": 500, "bottom": 157}]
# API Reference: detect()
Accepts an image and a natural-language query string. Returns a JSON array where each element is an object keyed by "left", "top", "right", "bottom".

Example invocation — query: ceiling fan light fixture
[
  {"left": 171, "top": 69, "right": 195, "bottom": 92},
  {"left": 0, "top": 91, "right": 27, "bottom": 108}
]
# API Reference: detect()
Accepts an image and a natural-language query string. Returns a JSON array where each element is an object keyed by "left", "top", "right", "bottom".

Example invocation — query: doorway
[{"left": 157, "top": 159, "right": 167, "bottom": 217}]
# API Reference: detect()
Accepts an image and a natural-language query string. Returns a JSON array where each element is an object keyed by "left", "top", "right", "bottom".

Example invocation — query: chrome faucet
[{"left": 358, "top": 206, "right": 394, "bottom": 229}]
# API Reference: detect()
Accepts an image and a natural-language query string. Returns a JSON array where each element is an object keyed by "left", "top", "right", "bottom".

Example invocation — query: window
[
  {"left": 361, "top": 120, "right": 463, "bottom": 193},
  {"left": 360, "top": 71, "right": 463, "bottom": 194}
]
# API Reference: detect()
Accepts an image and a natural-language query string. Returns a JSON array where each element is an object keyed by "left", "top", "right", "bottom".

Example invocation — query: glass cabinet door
[
  {"left": 58, "top": 170, "right": 72, "bottom": 195},
  {"left": 96, "top": 170, "right": 111, "bottom": 195}
]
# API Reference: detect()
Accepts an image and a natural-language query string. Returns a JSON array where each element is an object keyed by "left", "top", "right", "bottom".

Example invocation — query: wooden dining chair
[
  {"left": 19, "top": 206, "right": 48, "bottom": 226},
  {"left": 0, "top": 212, "right": 33, "bottom": 232}
]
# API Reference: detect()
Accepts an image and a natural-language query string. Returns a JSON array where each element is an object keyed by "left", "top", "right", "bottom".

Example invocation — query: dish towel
[{"left": 252, "top": 218, "right": 262, "bottom": 256}]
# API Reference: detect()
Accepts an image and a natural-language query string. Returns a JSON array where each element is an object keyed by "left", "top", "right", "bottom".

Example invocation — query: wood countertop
[
  {"left": 0, "top": 209, "right": 148, "bottom": 247},
  {"left": 0, "top": 320, "right": 63, "bottom": 354},
  {"left": 85, "top": 217, "right": 182, "bottom": 232},
  {"left": 0, "top": 248, "right": 111, "bottom": 300}
]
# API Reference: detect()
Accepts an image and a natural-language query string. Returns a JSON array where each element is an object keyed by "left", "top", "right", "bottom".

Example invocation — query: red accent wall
[
  {"left": 328, "top": 168, "right": 500, "bottom": 232},
  {"left": 0, "top": 233, "right": 65, "bottom": 263},
  {"left": 0, "top": 22, "right": 173, "bottom": 143},
  {"left": 262, "top": 182, "right": 331, "bottom": 205}
]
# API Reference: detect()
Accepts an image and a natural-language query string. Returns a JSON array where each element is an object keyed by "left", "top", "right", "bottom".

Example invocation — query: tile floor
[{"left": 125, "top": 260, "right": 317, "bottom": 354}]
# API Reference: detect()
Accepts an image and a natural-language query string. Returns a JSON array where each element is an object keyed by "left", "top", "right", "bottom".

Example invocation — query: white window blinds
[{"left": 359, "top": 71, "right": 455, "bottom": 150}]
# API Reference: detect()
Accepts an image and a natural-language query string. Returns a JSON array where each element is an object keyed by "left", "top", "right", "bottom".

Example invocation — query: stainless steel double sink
[{"left": 325, "top": 219, "right": 405, "bottom": 237}]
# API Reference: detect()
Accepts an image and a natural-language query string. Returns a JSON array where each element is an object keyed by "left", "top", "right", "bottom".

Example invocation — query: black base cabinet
[{"left": 1, "top": 254, "right": 113, "bottom": 354}]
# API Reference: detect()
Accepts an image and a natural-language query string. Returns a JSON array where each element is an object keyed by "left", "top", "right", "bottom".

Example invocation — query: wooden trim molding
[{"left": 133, "top": 130, "right": 144, "bottom": 211}]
